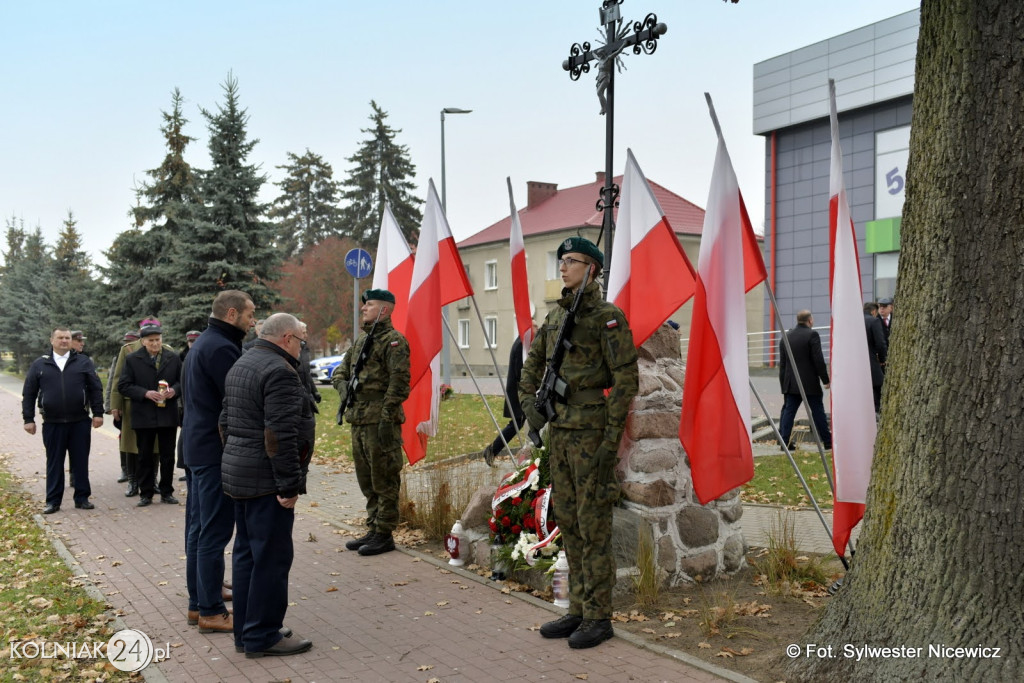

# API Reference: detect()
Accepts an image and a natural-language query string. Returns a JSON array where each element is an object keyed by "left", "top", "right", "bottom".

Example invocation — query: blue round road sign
[{"left": 345, "top": 248, "right": 373, "bottom": 279}]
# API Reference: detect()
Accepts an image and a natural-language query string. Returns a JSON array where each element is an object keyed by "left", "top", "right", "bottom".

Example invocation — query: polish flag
[
  {"left": 680, "top": 94, "right": 768, "bottom": 505},
  {"left": 607, "top": 149, "right": 696, "bottom": 348},
  {"left": 827, "top": 79, "right": 876, "bottom": 557},
  {"left": 372, "top": 204, "right": 414, "bottom": 332},
  {"left": 401, "top": 180, "right": 473, "bottom": 464},
  {"left": 507, "top": 178, "right": 533, "bottom": 359}
]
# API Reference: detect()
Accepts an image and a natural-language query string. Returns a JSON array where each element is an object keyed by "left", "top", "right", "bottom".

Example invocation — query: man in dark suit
[
  {"left": 878, "top": 296, "right": 894, "bottom": 348},
  {"left": 865, "top": 303, "right": 889, "bottom": 414},
  {"left": 778, "top": 310, "right": 832, "bottom": 450},
  {"left": 119, "top": 324, "right": 182, "bottom": 506}
]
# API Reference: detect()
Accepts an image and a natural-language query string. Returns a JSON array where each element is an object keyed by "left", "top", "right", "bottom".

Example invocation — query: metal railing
[{"left": 681, "top": 326, "right": 831, "bottom": 368}]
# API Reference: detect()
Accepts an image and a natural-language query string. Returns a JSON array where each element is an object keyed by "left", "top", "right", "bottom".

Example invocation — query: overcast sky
[{"left": 1, "top": 0, "right": 920, "bottom": 269}]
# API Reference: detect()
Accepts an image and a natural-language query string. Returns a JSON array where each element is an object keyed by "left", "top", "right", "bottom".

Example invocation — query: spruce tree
[
  {"left": 339, "top": 101, "right": 422, "bottom": 246},
  {"left": 270, "top": 149, "right": 343, "bottom": 259},
  {"left": 129, "top": 87, "right": 202, "bottom": 322},
  {"left": 50, "top": 211, "right": 97, "bottom": 333},
  {"left": 170, "top": 73, "right": 281, "bottom": 332},
  {"left": 0, "top": 225, "right": 54, "bottom": 370}
]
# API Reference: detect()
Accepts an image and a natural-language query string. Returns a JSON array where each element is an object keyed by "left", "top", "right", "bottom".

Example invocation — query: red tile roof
[{"left": 457, "top": 175, "right": 707, "bottom": 248}]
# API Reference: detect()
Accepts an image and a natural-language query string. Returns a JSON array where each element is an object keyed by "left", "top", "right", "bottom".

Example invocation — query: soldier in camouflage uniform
[
  {"left": 520, "top": 236, "right": 639, "bottom": 649},
  {"left": 333, "top": 289, "right": 411, "bottom": 556}
]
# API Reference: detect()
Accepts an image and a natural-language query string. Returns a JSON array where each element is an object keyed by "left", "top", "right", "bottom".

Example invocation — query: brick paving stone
[{"left": 1, "top": 374, "right": 747, "bottom": 682}]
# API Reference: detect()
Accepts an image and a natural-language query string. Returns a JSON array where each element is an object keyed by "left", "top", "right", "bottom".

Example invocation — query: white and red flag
[
  {"left": 680, "top": 94, "right": 768, "bottom": 505},
  {"left": 507, "top": 178, "right": 533, "bottom": 360},
  {"left": 827, "top": 79, "right": 876, "bottom": 556},
  {"left": 372, "top": 204, "right": 414, "bottom": 332},
  {"left": 401, "top": 180, "right": 473, "bottom": 464},
  {"left": 607, "top": 149, "right": 696, "bottom": 348}
]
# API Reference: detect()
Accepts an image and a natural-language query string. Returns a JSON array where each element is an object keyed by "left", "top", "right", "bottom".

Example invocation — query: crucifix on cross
[{"left": 562, "top": 0, "right": 668, "bottom": 296}]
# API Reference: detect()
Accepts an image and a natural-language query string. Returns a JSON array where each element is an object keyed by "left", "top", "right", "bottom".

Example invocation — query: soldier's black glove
[{"left": 523, "top": 402, "right": 545, "bottom": 432}]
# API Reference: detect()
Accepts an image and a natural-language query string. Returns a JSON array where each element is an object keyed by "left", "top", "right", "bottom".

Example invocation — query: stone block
[
  {"left": 627, "top": 410, "right": 682, "bottom": 440},
  {"left": 637, "top": 368, "right": 663, "bottom": 397},
  {"left": 719, "top": 501, "right": 744, "bottom": 523},
  {"left": 662, "top": 361, "right": 685, "bottom": 391},
  {"left": 723, "top": 534, "right": 746, "bottom": 573},
  {"left": 680, "top": 549, "right": 718, "bottom": 581},
  {"left": 625, "top": 440, "right": 684, "bottom": 474},
  {"left": 677, "top": 506, "right": 720, "bottom": 547},
  {"left": 612, "top": 506, "right": 643, "bottom": 567},
  {"left": 620, "top": 479, "right": 676, "bottom": 507},
  {"left": 657, "top": 533, "right": 677, "bottom": 573},
  {"left": 638, "top": 325, "right": 681, "bottom": 362},
  {"left": 461, "top": 485, "right": 497, "bottom": 530}
]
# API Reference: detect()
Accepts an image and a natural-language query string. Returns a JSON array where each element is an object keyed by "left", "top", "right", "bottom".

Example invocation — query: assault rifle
[
  {"left": 336, "top": 307, "right": 383, "bottom": 425},
  {"left": 528, "top": 269, "right": 591, "bottom": 447}
]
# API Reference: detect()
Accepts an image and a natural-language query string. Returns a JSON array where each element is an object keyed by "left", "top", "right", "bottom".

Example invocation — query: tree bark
[{"left": 788, "top": 1, "right": 1024, "bottom": 679}]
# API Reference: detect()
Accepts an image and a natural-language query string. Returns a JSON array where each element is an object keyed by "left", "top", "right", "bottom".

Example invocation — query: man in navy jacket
[
  {"left": 22, "top": 327, "right": 104, "bottom": 513},
  {"left": 181, "top": 290, "right": 255, "bottom": 634}
]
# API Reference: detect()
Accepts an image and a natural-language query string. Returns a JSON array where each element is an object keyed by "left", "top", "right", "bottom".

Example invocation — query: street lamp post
[{"left": 440, "top": 107, "right": 472, "bottom": 385}]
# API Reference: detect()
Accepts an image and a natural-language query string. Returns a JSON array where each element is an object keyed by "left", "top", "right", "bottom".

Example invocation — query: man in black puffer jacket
[{"left": 219, "top": 313, "right": 314, "bottom": 659}]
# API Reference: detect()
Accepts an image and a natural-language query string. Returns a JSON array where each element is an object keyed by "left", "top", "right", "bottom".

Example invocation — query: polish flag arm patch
[{"left": 605, "top": 319, "right": 619, "bottom": 329}]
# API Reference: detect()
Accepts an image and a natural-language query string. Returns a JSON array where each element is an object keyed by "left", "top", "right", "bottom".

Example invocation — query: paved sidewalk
[{"left": 1, "top": 374, "right": 741, "bottom": 683}]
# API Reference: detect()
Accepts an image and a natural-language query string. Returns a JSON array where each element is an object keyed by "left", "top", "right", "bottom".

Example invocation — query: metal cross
[{"left": 562, "top": 0, "right": 667, "bottom": 294}]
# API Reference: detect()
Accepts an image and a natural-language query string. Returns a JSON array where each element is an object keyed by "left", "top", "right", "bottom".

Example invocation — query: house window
[
  {"left": 547, "top": 251, "right": 559, "bottom": 280},
  {"left": 484, "top": 316, "right": 498, "bottom": 349},
  {"left": 484, "top": 260, "right": 498, "bottom": 290},
  {"left": 458, "top": 319, "right": 470, "bottom": 349}
]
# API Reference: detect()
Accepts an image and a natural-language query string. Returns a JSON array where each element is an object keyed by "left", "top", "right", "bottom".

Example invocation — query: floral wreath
[{"left": 489, "top": 445, "right": 562, "bottom": 572}]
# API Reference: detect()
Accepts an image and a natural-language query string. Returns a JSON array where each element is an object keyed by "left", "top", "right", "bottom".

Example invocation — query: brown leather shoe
[
  {"left": 187, "top": 610, "right": 199, "bottom": 626},
  {"left": 222, "top": 586, "right": 233, "bottom": 602},
  {"left": 197, "top": 612, "right": 233, "bottom": 633}
]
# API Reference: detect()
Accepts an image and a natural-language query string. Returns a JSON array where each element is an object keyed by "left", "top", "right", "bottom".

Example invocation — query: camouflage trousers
[
  {"left": 351, "top": 423, "right": 404, "bottom": 533},
  {"left": 549, "top": 426, "right": 618, "bottom": 620}
]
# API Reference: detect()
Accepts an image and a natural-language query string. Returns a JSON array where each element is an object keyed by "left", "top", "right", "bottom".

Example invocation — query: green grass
[
  {"left": 313, "top": 386, "right": 514, "bottom": 465},
  {"left": 0, "top": 462, "right": 130, "bottom": 681},
  {"left": 743, "top": 453, "right": 835, "bottom": 509}
]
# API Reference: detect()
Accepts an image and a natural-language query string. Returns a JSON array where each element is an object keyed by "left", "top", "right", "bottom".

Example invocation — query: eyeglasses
[
  {"left": 289, "top": 333, "right": 307, "bottom": 347},
  {"left": 558, "top": 256, "right": 588, "bottom": 268}
]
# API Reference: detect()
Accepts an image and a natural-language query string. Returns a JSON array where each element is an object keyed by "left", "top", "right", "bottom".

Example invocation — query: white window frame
[
  {"left": 546, "top": 251, "right": 559, "bottom": 280},
  {"left": 484, "top": 260, "right": 498, "bottom": 290},
  {"left": 483, "top": 316, "right": 498, "bottom": 349},
  {"left": 458, "top": 319, "right": 470, "bottom": 349}
]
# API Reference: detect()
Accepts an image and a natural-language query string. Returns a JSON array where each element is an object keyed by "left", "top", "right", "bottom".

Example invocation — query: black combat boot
[
  {"left": 345, "top": 530, "right": 376, "bottom": 551},
  {"left": 567, "top": 619, "right": 613, "bottom": 649},
  {"left": 357, "top": 531, "right": 395, "bottom": 556},
  {"left": 540, "top": 614, "right": 583, "bottom": 639}
]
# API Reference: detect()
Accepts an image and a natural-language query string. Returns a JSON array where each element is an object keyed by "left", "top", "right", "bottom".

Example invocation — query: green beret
[
  {"left": 556, "top": 236, "right": 604, "bottom": 268},
  {"left": 361, "top": 288, "right": 396, "bottom": 304}
]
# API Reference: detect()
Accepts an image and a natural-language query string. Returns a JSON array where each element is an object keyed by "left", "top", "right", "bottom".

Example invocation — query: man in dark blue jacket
[
  {"left": 220, "top": 312, "right": 313, "bottom": 658},
  {"left": 22, "top": 327, "right": 104, "bottom": 514},
  {"left": 181, "top": 290, "right": 255, "bottom": 634}
]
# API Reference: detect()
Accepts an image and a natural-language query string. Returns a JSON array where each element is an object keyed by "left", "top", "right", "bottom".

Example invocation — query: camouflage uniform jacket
[
  {"left": 333, "top": 318, "right": 411, "bottom": 425},
  {"left": 519, "top": 280, "right": 639, "bottom": 443}
]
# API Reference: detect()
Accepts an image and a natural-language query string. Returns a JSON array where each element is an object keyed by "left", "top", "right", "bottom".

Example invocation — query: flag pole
[
  {"left": 749, "top": 380, "right": 849, "bottom": 570},
  {"left": 467, "top": 295, "right": 524, "bottom": 448},
  {"left": 443, "top": 318, "right": 517, "bottom": 465}
]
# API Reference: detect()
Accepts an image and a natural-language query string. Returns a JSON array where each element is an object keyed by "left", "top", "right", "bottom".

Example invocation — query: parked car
[{"left": 310, "top": 353, "right": 345, "bottom": 385}]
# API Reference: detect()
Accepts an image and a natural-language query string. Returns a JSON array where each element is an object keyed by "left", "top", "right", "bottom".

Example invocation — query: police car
[{"left": 309, "top": 354, "right": 345, "bottom": 385}]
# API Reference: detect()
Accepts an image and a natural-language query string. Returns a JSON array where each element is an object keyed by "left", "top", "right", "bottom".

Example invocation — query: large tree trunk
[{"left": 788, "top": 2, "right": 1024, "bottom": 680}]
